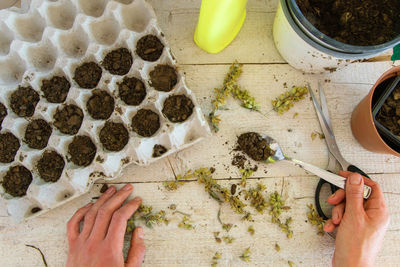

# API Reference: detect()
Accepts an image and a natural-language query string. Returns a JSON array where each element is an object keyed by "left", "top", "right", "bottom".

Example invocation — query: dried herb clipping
[
  {"left": 211, "top": 252, "right": 221, "bottom": 267},
  {"left": 311, "top": 131, "right": 325, "bottom": 141},
  {"left": 222, "top": 236, "right": 235, "bottom": 244},
  {"left": 126, "top": 204, "right": 169, "bottom": 231},
  {"left": 178, "top": 215, "right": 194, "bottom": 230},
  {"left": 288, "top": 260, "right": 295, "bottom": 267},
  {"left": 240, "top": 247, "right": 251, "bottom": 262},
  {"left": 239, "top": 168, "right": 254, "bottom": 187},
  {"left": 272, "top": 86, "right": 308, "bottom": 114},
  {"left": 275, "top": 243, "right": 281, "bottom": 252},
  {"left": 248, "top": 225, "right": 255, "bottom": 236},
  {"left": 269, "top": 192, "right": 293, "bottom": 238},
  {"left": 243, "top": 183, "right": 268, "bottom": 213},
  {"left": 307, "top": 204, "right": 325, "bottom": 235}
]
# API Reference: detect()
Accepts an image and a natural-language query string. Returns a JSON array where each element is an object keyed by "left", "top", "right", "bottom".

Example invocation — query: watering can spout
[{"left": 194, "top": 0, "right": 248, "bottom": 54}]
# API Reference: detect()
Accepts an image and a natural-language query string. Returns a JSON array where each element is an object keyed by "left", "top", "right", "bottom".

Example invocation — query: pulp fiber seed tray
[{"left": 0, "top": 0, "right": 211, "bottom": 222}]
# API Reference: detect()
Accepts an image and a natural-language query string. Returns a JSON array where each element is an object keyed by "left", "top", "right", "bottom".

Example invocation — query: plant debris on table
[
  {"left": 211, "top": 252, "right": 221, "bottom": 267},
  {"left": 272, "top": 86, "right": 308, "bottom": 115},
  {"left": 240, "top": 247, "right": 251, "bottom": 262},
  {"left": 307, "top": 204, "right": 326, "bottom": 236}
]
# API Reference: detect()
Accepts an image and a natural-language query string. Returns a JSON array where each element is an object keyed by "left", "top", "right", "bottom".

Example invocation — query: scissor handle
[
  {"left": 315, "top": 178, "right": 339, "bottom": 220},
  {"left": 347, "top": 165, "right": 370, "bottom": 178}
]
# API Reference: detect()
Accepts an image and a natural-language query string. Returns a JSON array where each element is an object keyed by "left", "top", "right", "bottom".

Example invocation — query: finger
[
  {"left": 323, "top": 219, "right": 336, "bottom": 233},
  {"left": 105, "top": 197, "right": 142, "bottom": 246},
  {"left": 363, "top": 179, "right": 387, "bottom": 211},
  {"left": 126, "top": 227, "right": 146, "bottom": 267},
  {"left": 344, "top": 173, "right": 365, "bottom": 215},
  {"left": 331, "top": 203, "right": 345, "bottom": 225},
  {"left": 67, "top": 203, "right": 93, "bottom": 242},
  {"left": 80, "top": 186, "right": 116, "bottom": 239},
  {"left": 327, "top": 189, "right": 345, "bottom": 205},
  {"left": 89, "top": 184, "right": 134, "bottom": 241}
]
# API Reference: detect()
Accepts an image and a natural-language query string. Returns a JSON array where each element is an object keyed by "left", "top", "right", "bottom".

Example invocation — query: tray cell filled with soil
[
  {"left": 152, "top": 144, "right": 167, "bottom": 157},
  {"left": 41, "top": 75, "right": 71, "bottom": 103},
  {"left": 162, "top": 94, "right": 194, "bottom": 123},
  {"left": 0, "top": 102, "right": 7, "bottom": 129},
  {"left": 149, "top": 64, "right": 178, "bottom": 92},
  {"left": 131, "top": 108, "right": 160, "bottom": 137},
  {"left": 9, "top": 86, "right": 40, "bottom": 117},
  {"left": 102, "top": 48, "right": 133, "bottom": 75},
  {"left": 73, "top": 62, "right": 102, "bottom": 89},
  {"left": 118, "top": 76, "right": 146, "bottom": 106},
  {"left": 86, "top": 89, "right": 115, "bottom": 120},
  {"left": 0, "top": 132, "right": 20, "bottom": 163},
  {"left": 2, "top": 165, "right": 32, "bottom": 197},
  {"left": 24, "top": 119, "right": 52, "bottom": 150},
  {"left": 136, "top": 34, "right": 164, "bottom": 62},
  {"left": 37, "top": 150, "right": 65, "bottom": 182},
  {"left": 68, "top": 135, "right": 97, "bottom": 167},
  {"left": 237, "top": 132, "right": 275, "bottom": 161},
  {"left": 99, "top": 121, "right": 129, "bottom": 152},
  {"left": 53, "top": 104, "right": 84, "bottom": 135}
]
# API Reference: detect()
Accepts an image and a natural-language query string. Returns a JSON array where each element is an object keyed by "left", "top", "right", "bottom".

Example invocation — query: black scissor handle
[
  {"left": 315, "top": 178, "right": 339, "bottom": 220},
  {"left": 347, "top": 165, "right": 370, "bottom": 178}
]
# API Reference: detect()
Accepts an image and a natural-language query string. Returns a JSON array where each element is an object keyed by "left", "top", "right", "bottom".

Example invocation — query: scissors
[{"left": 308, "top": 83, "right": 371, "bottom": 220}]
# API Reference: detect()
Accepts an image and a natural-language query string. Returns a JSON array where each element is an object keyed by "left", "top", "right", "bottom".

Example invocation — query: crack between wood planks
[
  {"left": 383, "top": 192, "right": 400, "bottom": 196},
  {"left": 181, "top": 62, "right": 289, "bottom": 66},
  {"left": 25, "top": 244, "right": 48, "bottom": 267}
]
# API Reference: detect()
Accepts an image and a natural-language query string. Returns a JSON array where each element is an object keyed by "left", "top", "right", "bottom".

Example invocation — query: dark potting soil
[
  {"left": 68, "top": 135, "right": 97, "bottom": 167},
  {"left": 99, "top": 121, "right": 129, "bottom": 152},
  {"left": 162, "top": 95, "right": 194, "bottom": 123},
  {"left": 10, "top": 86, "right": 40, "bottom": 117},
  {"left": 3, "top": 165, "right": 32, "bottom": 197},
  {"left": 53, "top": 104, "right": 84, "bottom": 135},
  {"left": 152, "top": 144, "right": 167, "bottom": 157},
  {"left": 149, "top": 65, "right": 178, "bottom": 92},
  {"left": 37, "top": 150, "right": 65, "bottom": 182},
  {"left": 102, "top": 48, "right": 133, "bottom": 76},
  {"left": 0, "top": 132, "right": 20, "bottom": 163},
  {"left": 377, "top": 84, "right": 400, "bottom": 136},
  {"left": 136, "top": 34, "right": 164, "bottom": 62},
  {"left": 132, "top": 109, "right": 160, "bottom": 137},
  {"left": 41, "top": 76, "right": 70, "bottom": 103},
  {"left": 0, "top": 102, "right": 7, "bottom": 129},
  {"left": 237, "top": 132, "right": 274, "bottom": 161},
  {"left": 87, "top": 89, "right": 115, "bottom": 120},
  {"left": 73, "top": 62, "right": 102, "bottom": 89},
  {"left": 232, "top": 154, "right": 247, "bottom": 169},
  {"left": 296, "top": 0, "right": 400, "bottom": 46},
  {"left": 118, "top": 77, "right": 146, "bottom": 106},
  {"left": 24, "top": 119, "right": 52, "bottom": 150},
  {"left": 31, "top": 207, "right": 42, "bottom": 213}
]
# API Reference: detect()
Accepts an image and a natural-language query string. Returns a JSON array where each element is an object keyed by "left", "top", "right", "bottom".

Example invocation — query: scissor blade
[{"left": 318, "top": 82, "right": 332, "bottom": 129}]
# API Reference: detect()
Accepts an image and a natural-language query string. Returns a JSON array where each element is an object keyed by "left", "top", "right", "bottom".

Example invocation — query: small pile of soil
[
  {"left": 162, "top": 95, "right": 194, "bottom": 123},
  {"left": 131, "top": 109, "right": 160, "bottom": 137},
  {"left": 100, "top": 184, "right": 108, "bottom": 193},
  {"left": 99, "top": 121, "right": 129, "bottom": 151},
  {"left": 232, "top": 154, "right": 247, "bottom": 169},
  {"left": 136, "top": 35, "right": 164, "bottom": 62},
  {"left": 296, "top": 0, "right": 400, "bottom": 46},
  {"left": 41, "top": 76, "right": 70, "bottom": 103},
  {"left": 118, "top": 77, "right": 146, "bottom": 106},
  {"left": 68, "top": 135, "right": 97, "bottom": 167},
  {"left": 73, "top": 62, "right": 102, "bottom": 89},
  {"left": 24, "top": 119, "right": 52, "bottom": 150},
  {"left": 377, "top": 84, "right": 400, "bottom": 135},
  {"left": 10, "top": 86, "right": 40, "bottom": 117},
  {"left": 0, "top": 132, "right": 20, "bottom": 163},
  {"left": 237, "top": 132, "right": 274, "bottom": 161},
  {"left": 87, "top": 90, "right": 115, "bottom": 120},
  {"left": 149, "top": 65, "right": 178, "bottom": 92},
  {"left": 102, "top": 48, "right": 133, "bottom": 75},
  {"left": 53, "top": 104, "right": 84, "bottom": 135},
  {"left": 2, "top": 165, "right": 32, "bottom": 197},
  {"left": 0, "top": 103, "right": 7, "bottom": 129},
  {"left": 152, "top": 144, "right": 167, "bottom": 157},
  {"left": 37, "top": 150, "right": 65, "bottom": 182}
]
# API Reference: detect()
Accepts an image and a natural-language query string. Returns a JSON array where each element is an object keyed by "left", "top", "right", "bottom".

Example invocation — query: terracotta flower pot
[{"left": 351, "top": 66, "right": 400, "bottom": 157}]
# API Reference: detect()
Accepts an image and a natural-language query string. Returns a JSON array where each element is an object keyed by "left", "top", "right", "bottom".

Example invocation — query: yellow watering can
[{"left": 194, "top": 0, "right": 248, "bottom": 54}]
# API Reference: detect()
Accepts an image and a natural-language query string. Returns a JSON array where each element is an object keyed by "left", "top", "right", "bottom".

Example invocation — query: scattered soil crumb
[
  {"left": 136, "top": 34, "right": 164, "bottom": 62},
  {"left": 102, "top": 48, "right": 133, "bottom": 75},
  {"left": 87, "top": 89, "right": 115, "bottom": 120},
  {"left": 118, "top": 76, "right": 146, "bottom": 106},
  {"left": 0, "top": 102, "right": 7, "bottom": 129},
  {"left": 24, "top": 119, "right": 52, "bottom": 150},
  {"left": 132, "top": 109, "right": 160, "bottom": 137},
  {"left": 37, "top": 150, "right": 65, "bottom": 182},
  {"left": 73, "top": 62, "right": 102, "bottom": 89},
  {"left": 10, "top": 86, "right": 40, "bottom": 117},
  {"left": 149, "top": 65, "right": 178, "bottom": 92},
  {"left": 41, "top": 76, "right": 70, "bottom": 103},
  {"left": 232, "top": 154, "right": 247, "bottom": 169},
  {"left": 99, "top": 121, "right": 129, "bottom": 151},
  {"left": 68, "top": 135, "right": 97, "bottom": 167},
  {"left": 96, "top": 155, "right": 104, "bottom": 163},
  {"left": 162, "top": 95, "right": 194, "bottom": 123},
  {"left": 0, "top": 132, "right": 20, "bottom": 163},
  {"left": 53, "top": 104, "right": 84, "bottom": 135},
  {"left": 100, "top": 184, "right": 109, "bottom": 193},
  {"left": 152, "top": 144, "right": 168, "bottom": 157},
  {"left": 237, "top": 132, "right": 274, "bottom": 161},
  {"left": 3, "top": 165, "right": 32, "bottom": 197},
  {"left": 31, "top": 207, "right": 41, "bottom": 213},
  {"left": 121, "top": 157, "right": 130, "bottom": 165}
]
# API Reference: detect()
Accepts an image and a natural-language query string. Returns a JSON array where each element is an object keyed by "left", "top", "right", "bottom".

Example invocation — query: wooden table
[{"left": 1, "top": 0, "right": 400, "bottom": 266}]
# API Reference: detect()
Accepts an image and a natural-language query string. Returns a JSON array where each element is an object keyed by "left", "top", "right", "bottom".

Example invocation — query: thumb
[
  {"left": 126, "top": 227, "right": 146, "bottom": 267},
  {"left": 345, "top": 173, "right": 365, "bottom": 215}
]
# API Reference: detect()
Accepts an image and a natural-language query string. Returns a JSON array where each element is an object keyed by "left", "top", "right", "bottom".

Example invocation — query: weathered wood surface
[{"left": 0, "top": 0, "right": 400, "bottom": 266}]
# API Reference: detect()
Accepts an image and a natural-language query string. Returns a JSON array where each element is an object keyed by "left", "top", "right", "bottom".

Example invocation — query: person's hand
[
  {"left": 324, "top": 171, "right": 390, "bottom": 267},
  {"left": 66, "top": 184, "right": 145, "bottom": 267}
]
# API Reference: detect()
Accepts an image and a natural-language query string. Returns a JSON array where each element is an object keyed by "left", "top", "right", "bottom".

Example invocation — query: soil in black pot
[
  {"left": 118, "top": 77, "right": 146, "bottom": 106},
  {"left": 152, "top": 144, "right": 167, "bottom": 157},
  {"left": 24, "top": 119, "right": 52, "bottom": 150},
  {"left": 237, "top": 132, "right": 275, "bottom": 161},
  {"left": 149, "top": 65, "right": 177, "bottom": 92},
  {"left": 37, "top": 150, "right": 65, "bottom": 182},
  {"left": 162, "top": 95, "right": 194, "bottom": 123},
  {"left": 10, "top": 86, "right": 40, "bottom": 117},
  {"left": 377, "top": 83, "right": 400, "bottom": 136},
  {"left": 102, "top": 48, "right": 133, "bottom": 76},
  {"left": 99, "top": 121, "right": 129, "bottom": 152},
  {"left": 73, "top": 62, "right": 102, "bottom": 89},
  {"left": 0, "top": 132, "right": 20, "bottom": 163},
  {"left": 136, "top": 35, "right": 164, "bottom": 62},
  {"left": 87, "top": 89, "right": 115, "bottom": 120},
  {"left": 132, "top": 109, "right": 160, "bottom": 137},
  {"left": 68, "top": 135, "right": 97, "bottom": 167},
  {"left": 0, "top": 102, "right": 7, "bottom": 129},
  {"left": 53, "top": 104, "right": 84, "bottom": 135},
  {"left": 296, "top": 0, "right": 400, "bottom": 46},
  {"left": 3, "top": 165, "right": 32, "bottom": 197},
  {"left": 41, "top": 76, "right": 70, "bottom": 103}
]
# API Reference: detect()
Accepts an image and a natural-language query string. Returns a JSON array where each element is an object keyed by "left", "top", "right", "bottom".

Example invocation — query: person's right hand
[{"left": 324, "top": 171, "right": 390, "bottom": 267}]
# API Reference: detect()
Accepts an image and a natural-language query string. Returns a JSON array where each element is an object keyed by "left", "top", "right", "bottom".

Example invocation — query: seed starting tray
[{"left": 0, "top": 0, "right": 211, "bottom": 222}]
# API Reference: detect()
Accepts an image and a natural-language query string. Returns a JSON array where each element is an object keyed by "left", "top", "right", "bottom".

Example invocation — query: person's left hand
[{"left": 66, "top": 184, "right": 145, "bottom": 267}]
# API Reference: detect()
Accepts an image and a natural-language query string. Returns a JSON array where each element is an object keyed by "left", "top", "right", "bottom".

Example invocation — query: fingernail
[
  {"left": 123, "top": 184, "right": 133, "bottom": 191},
  {"left": 350, "top": 174, "right": 362, "bottom": 185},
  {"left": 105, "top": 186, "right": 115, "bottom": 194},
  {"left": 329, "top": 192, "right": 336, "bottom": 199},
  {"left": 137, "top": 227, "right": 144, "bottom": 239},
  {"left": 133, "top": 197, "right": 142, "bottom": 203}
]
